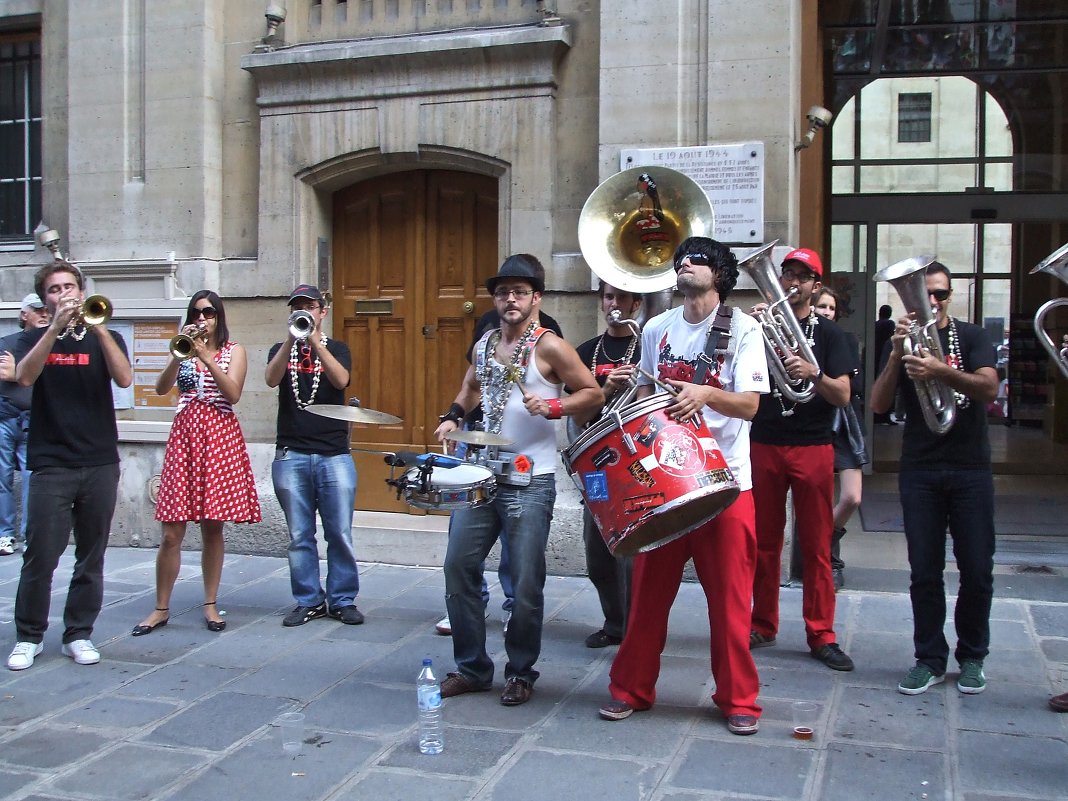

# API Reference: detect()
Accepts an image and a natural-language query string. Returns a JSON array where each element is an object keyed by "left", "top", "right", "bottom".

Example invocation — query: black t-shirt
[
  {"left": 881, "top": 319, "right": 996, "bottom": 470},
  {"left": 13, "top": 327, "right": 127, "bottom": 470},
  {"left": 573, "top": 332, "right": 642, "bottom": 389},
  {"left": 751, "top": 314, "right": 854, "bottom": 446},
  {"left": 269, "top": 338, "right": 352, "bottom": 455},
  {"left": 0, "top": 329, "right": 35, "bottom": 411}
]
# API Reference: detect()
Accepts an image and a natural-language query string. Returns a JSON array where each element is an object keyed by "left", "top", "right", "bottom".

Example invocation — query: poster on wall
[
  {"left": 131, "top": 321, "right": 180, "bottom": 408},
  {"left": 619, "top": 143, "right": 765, "bottom": 245}
]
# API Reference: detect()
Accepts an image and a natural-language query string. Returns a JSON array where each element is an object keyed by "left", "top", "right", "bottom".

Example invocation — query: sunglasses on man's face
[
  {"left": 928, "top": 289, "right": 951, "bottom": 302},
  {"left": 192, "top": 306, "right": 217, "bottom": 320},
  {"left": 675, "top": 253, "right": 710, "bottom": 270}
]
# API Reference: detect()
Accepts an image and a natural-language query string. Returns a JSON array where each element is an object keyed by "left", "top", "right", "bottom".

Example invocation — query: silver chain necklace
[{"left": 481, "top": 320, "right": 538, "bottom": 434}]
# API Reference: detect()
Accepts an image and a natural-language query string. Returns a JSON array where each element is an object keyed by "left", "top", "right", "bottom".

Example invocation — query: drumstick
[
  {"left": 638, "top": 368, "right": 680, "bottom": 397},
  {"left": 507, "top": 366, "right": 529, "bottom": 396}
]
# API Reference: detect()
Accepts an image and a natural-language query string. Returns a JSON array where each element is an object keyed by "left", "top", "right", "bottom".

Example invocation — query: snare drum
[
  {"left": 402, "top": 462, "right": 497, "bottom": 511},
  {"left": 562, "top": 393, "right": 740, "bottom": 556}
]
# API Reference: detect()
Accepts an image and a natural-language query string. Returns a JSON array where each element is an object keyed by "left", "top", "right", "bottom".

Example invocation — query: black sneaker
[
  {"left": 329, "top": 605, "right": 365, "bottom": 625},
  {"left": 811, "top": 643, "right": 855, "bottom": 671},
  {"left": 282, "top": 602, "right": 328, "bottom": 627}
]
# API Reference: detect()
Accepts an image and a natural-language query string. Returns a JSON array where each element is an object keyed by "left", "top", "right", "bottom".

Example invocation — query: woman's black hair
[{"left": 184, "top": 290, "right": 229, "bottom": 348}]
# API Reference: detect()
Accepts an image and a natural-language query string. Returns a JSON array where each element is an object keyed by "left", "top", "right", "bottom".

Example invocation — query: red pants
[
  {"left": 608, "top": 491, "right": 761, "bottom": 718},
  {"left": 750, "top": 442, "right": 837, "bottom": 650}
]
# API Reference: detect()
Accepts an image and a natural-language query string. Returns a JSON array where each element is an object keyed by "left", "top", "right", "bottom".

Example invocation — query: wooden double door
[{"left": 333, "top": 170, "right": 499, "bottom": 512}]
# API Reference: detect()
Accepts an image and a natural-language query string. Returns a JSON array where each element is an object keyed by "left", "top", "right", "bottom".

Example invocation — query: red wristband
[{"left": 545, "top": 398, "right": 563, "bottom": 420}]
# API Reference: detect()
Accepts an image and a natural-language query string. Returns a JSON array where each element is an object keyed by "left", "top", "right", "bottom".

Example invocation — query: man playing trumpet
[
  {"left": 748, "top": 248, "right": 856, "bottom": 672},
  {"left": 870, "top": 261, "right": 998, "bottom": 696},
  {"left": 7, "top": 261, "right": 131, "bottom": 671}
]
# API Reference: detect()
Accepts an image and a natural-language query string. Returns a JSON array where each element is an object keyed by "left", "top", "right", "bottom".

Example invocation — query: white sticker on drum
[{"left": 639, "top": 454, "right": 659, "bottom": 472}]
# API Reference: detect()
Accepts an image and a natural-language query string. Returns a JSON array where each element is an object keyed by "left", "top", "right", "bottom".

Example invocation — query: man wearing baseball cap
[
  {"left": 266, "top": 284, "right": 364, "bottom": 627},
  {"left": 747, "top": 247, "right": 857, "bottom": 671},
  {"left": 0, "top": 294, "right": 50, "bottom": 555}
]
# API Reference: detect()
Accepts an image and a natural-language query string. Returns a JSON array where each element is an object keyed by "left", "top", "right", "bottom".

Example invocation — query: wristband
[
  {"left": 438, "top": 403, "right": 466, "bottom": 424},
  {"left": 814, "top": 368, "right": 824, "bottom": 382},
  {"left": 545, "top": 398, "right": 563, "bottom": 420}
]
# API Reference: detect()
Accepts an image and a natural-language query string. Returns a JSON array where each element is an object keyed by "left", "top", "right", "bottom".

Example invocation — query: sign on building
[{"left": 620, "top": 144, "right": 765, "bottom": 245}]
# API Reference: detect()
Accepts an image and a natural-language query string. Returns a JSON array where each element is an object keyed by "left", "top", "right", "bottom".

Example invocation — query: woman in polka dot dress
[{"left": 132, "top": 291, "right": 260, "bottom": 636}]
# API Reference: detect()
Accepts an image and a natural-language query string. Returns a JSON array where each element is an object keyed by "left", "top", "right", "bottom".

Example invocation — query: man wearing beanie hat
[
  {"left": 0, "top": 294, "right": 50, "bottom": 556},
  {"left": 433, "top": 253, "right": 603, "bottom": 706},
  {"left": 747, "top": 247, "right": 856, "bottom": 672}
]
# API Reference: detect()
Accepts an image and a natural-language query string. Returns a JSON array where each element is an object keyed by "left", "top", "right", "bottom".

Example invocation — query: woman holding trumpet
[{"left": 133, "top": 291, "right": 260, "bottom": 636}]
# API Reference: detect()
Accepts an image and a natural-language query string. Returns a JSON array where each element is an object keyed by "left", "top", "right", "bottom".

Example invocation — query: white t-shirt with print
[{"left": 638, "top": 305, "right": 769, "bottom": 491}]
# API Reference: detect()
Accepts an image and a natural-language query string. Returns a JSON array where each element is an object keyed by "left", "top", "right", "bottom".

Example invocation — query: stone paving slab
[{"left": 0, "top": 546, "right": 1065, "bottom": 800}]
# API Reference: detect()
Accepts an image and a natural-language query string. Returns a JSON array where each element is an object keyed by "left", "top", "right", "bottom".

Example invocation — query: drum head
[{"left": 407, "top": 463, "right": 493, "bottom": 487}]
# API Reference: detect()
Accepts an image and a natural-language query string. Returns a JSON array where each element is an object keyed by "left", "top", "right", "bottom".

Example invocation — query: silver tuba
[
  {"left": 738, "top": 240, "right": 819, "bottom": 405},
  {"left": 1029, "top": 242, "right": 1068, "bottom": 381},
  {"left": 873, "top": 255, "right": 957, "bottom": 434},
  {"left": 288, "top": 310, "right": 315, "bottom": 340}
]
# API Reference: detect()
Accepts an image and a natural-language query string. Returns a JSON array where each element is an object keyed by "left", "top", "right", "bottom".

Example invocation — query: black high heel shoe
[
  {"left": 132, "top": 607, "right": 169, "bottom": 637},
  {"left": 203, "top": 601, "right": 226, "bottom": 632}
]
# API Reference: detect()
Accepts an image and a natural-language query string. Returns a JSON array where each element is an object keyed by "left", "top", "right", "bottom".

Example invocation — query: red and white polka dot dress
[{"left": 155, "top": 341, "right": 261, "bottom": 523}]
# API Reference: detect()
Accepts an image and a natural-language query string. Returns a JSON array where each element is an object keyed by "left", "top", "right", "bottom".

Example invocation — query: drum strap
[{"left": 692, "top": 305, "right": 733, "bottom": 387}]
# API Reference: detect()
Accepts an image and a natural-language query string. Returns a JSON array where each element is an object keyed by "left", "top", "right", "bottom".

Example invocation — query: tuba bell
[
  {"left": 738, "top": 240, "right": 819, "bottom": 405},
  {"left": 1029, "top": 242, "right": 1068, "bottom": 381},
  {"left": 873, "top": 255, "right": 957, "bottom": 435},
  {"left": 578, "top": 166, "right": 715, "bottom": 294}
]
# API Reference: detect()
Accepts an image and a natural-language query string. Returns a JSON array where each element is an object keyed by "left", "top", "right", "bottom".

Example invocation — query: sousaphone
[{"left": 578, "top": 166, "right": 715, "bottom": 293}]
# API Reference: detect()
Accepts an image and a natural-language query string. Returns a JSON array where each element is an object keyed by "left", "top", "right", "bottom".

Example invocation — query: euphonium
[
  {"left": 873, "top": 255, "right": 957, "bottom": 435},
  {"left": 288, "top": 310, "right": 315, "bottom": 340},
  {"left": 169, "top": 325, "right": 208, "bottom": 360},
  {"left": 738, "top": 240, "right": 819, "bottom": 404},
  {"left": 57, "top": 294, "right": 113, "bottom": 340},
  {"left": 1029, "top": 242, "right": 1068, "bottom": 381}
]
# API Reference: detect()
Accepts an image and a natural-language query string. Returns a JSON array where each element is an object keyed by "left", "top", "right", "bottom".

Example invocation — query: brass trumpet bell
[
  {"left": 81, "top": 294, "right": 113, "bottom": 326},
  {"left": 169, "top": 326, "right": 208, "bottom": 360},
  {"left": 578, "top": 166, "right": 715, "bottom": 293}
]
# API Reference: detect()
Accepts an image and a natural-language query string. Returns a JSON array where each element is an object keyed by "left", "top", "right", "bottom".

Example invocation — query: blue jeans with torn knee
[{"left": 443, "top": 475, "right": 555, "bottom": 687}]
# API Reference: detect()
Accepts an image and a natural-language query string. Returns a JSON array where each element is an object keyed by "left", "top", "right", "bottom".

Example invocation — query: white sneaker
[
  {"left": 0, "top": 536, "right": 15, "bottom": 556},
  {"left": 434, "top": 615, "right": 452, "bottom": 636},
  {"left": 7, "top": 641, "right": 43, "bottom": 671},
  {"left": 61, "top": 639, "right": 100, "bottom": 665}
]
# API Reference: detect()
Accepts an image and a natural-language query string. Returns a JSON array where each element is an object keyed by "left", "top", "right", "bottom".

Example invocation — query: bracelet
[
  {"left": 814, "top": 368, "right": 824, "bottom": 382},
  {"left": 545, "top": 398, "right": 563, "bottom": 420},
  {"left": 438, "top": 403, "right": 466, "bottom": 424}
]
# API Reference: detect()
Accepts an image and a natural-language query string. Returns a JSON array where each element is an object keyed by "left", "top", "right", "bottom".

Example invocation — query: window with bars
[
  {"left": 898, "top": 92, "right": 932, "bottom": 143},
  {"left": 0, "top": 33, "right": 41, "bottom": 241}
]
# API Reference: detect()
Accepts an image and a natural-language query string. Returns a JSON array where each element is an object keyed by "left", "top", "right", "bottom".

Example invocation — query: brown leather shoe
[
  {"left": 439, "top": 672, "right": 491, "bottom": 698},
  {"left": 1050, "top": 692, "right": 1068, "bottom": 712},
  {"left": 500, "top": 677, "right": 533, "bottom": 706}
]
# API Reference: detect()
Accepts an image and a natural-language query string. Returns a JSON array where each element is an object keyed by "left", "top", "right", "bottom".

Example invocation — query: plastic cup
[
  {"left": 791, "top": 701, "right": 818, "bottom": 741},
  {"left": 278, "top": 712, "right": 305, "bottom": 755}
]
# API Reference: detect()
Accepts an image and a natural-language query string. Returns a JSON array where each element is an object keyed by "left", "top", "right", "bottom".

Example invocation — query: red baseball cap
[{"left": 782, "top": 248, "right": 823, "bottom": 279}]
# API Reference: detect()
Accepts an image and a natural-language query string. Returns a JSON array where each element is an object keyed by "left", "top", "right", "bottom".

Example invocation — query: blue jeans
[
  {"left": 0, "top": 410, "right": 30, "bottom": 542},
  {"left": 899, "top": 468, "right": 995, "bottom": 675},
  {"left": 444, "top": 475, "right": 555, "bottom": 686},
  {"left": 272, "top": 448, "right": 359, "bottom": 609}
]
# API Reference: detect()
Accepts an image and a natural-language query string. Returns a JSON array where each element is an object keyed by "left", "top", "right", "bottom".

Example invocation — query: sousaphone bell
[{"left": 578, "top": 166, "right": 715, "bottom": 294}]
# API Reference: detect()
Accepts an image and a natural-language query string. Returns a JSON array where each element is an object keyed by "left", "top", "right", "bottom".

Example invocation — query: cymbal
[
  {"left": 443, "top": 429, "right": 513, "bottom": 447},
  {"left": 304, "top": 404, "right": 402, "bottom": 425}
]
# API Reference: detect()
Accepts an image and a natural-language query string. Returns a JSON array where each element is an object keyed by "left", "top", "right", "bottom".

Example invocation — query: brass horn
[
  {"left": 1029, "top": 242, "right": 1068, "bottom": 381},
  {"left": 288, "top": 310, "right": 315, "bottom": 340},
  {"left": 873, "top": 255, "right": 957, "bottom": 435},
  {"left": 169, "top": 325, "right": 208, "bottom": 360},
  {"left": 56, "top": 294, "right": 113, "bottom": 341},
  {"left": 578, "top": 166, "right": 715, "bottom": 294}
]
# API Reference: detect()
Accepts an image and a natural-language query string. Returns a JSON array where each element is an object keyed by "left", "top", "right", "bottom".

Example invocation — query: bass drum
[{"left": 561, "top": 393, "right": 739, "bottom": 557}]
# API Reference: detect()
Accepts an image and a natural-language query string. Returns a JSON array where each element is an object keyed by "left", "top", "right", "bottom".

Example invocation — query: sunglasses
[
  {"left": 675, "top": 253, "right": 710, "bottom": 270},
  {"left": 928, "top": 289, "right": 951, "bottom": 302},
  {"left": 192, "top": 306, "right": 217, "bottom": 320}
]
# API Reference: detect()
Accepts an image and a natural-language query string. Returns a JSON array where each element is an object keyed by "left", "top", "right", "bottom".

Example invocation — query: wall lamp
[{"left": 795, "top": 105, "right": 833, "bottom": 151}]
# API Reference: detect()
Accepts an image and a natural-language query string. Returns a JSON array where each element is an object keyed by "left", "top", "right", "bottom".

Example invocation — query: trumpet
[
  {"left": 1029, "top": 242, "right": 1068, "bottom": 381},
  {"left": 56, "top": 294, "right": 113, "bottom": 341},
  {"left": 873, "top": 255, "right": 957, "bottom": 435},
  {"left": 288, "top": 309, "right": 315, "bottom": 340},
  {"left": 738, "top": 241, "right": 819, "bottom": 405},
  {"left": 169, "top": 325, "right": 209, "bottom": 360}
]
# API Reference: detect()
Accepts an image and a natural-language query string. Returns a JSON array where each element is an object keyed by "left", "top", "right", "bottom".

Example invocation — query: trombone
[
  {"left": 56, "top": 294, "right": 113, "bottom": 341},
  {"left": 169, "top": 325, "right": 209, "bottom": 360}
]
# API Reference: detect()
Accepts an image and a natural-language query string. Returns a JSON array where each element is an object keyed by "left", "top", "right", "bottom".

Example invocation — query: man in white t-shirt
[{"left": 598, "top": 236, "right": 769, "bottom": 736}]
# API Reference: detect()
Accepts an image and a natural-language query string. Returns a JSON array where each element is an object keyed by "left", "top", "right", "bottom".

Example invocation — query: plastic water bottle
[{"left": 417, "top": 658, "right": 444, "bottom": 754}]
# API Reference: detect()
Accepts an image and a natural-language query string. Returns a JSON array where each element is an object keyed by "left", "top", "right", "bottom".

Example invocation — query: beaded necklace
[
  {"left": 590, "top": 332, "right": 638, "bottom": 374},
  {"left": 289, "top": 333, "right": 328, "bottom": 409},
  {"left": 773, "top": 308, "right": 819, "bottom": 417},
  {"left": 944, "top": 317, "right": 970, "bottom": 410},
  {"left": 480, "top": 319, "right": 539, "bottom": 434}
]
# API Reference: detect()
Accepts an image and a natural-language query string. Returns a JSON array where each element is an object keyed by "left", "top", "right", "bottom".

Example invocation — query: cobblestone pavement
[{"left": 0, "top": 545, "right": 1065, "bottom": 801}]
